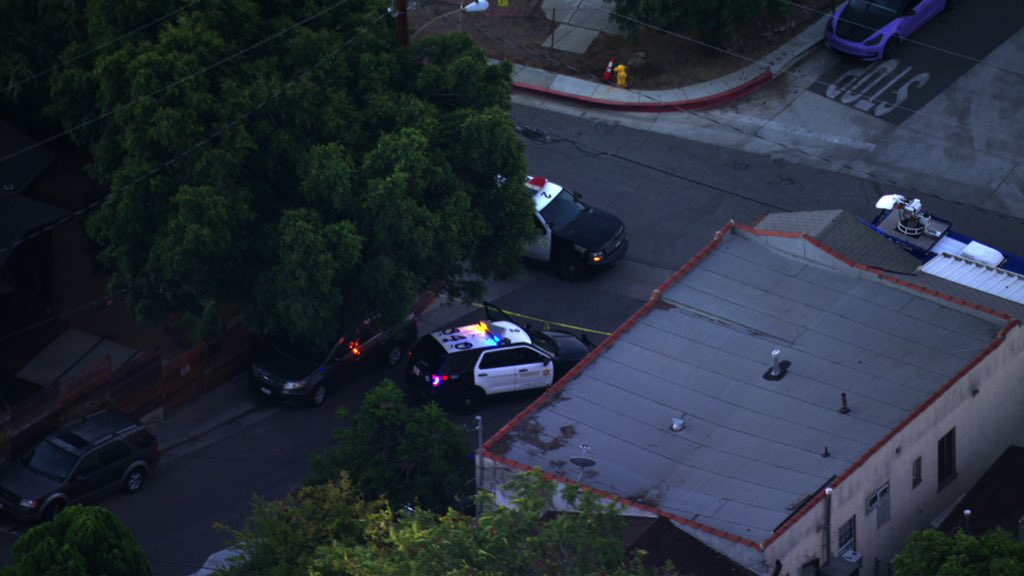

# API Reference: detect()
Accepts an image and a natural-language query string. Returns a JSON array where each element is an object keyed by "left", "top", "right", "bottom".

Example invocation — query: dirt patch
[{"left": 409, "top": 1, "right": 833, "bottom": 90}]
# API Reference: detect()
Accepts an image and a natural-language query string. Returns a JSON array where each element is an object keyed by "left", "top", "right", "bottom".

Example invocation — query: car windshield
[
  {"left": 528, "top": 331, "right": 561, "bottom": 357},
  {"left": 539, "top": 189, "right": 585, "bottom": 231},
  {"left": 848, "top": 0, "right": 902, "bottom": 15},
  {"left": 22, "top": 440, "right": 78, "bottom": 480},
  {"left": 268, "top": 339, "right": 333, "bottom": 365}
]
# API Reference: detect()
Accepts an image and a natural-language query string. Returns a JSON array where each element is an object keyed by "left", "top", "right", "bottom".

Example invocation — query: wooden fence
[{"left": 0, "top": 324, "right": 252, "bottom": 463}]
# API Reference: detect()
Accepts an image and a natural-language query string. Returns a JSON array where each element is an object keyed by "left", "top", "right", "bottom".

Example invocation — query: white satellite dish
[{"left": 875, "top": 194, "right": 905, "bottom": 210}]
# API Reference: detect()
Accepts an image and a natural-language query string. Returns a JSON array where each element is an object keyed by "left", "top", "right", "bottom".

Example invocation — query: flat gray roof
[{"left": 487, "top": 226, "right": 1007, "bottom": 545}]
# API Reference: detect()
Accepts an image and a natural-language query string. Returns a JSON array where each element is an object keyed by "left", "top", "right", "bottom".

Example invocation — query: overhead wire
[
  {"left": 0, "top": 0, "right": 358, "bottom": 165},
  {"left": 5, "top": 0, "right": 205, "bottom": 94},
  {"left": 0, "top": 9, "right": 391, "bottom": 344},
  {"left": 453, "top": 9, "right": 1024, "bottom": 227},
  {"left": 0, "top": 0, "right": 370, "bottom": 260}
]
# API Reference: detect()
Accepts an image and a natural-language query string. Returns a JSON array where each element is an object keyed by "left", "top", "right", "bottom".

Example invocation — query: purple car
[{"left": 824, "top": 0, "right": 956, "bottom": 60}]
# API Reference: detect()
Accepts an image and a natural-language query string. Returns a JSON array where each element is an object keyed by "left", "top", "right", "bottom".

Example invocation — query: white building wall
[{"left": 765, "top": 323, "right": 1024, "bottom": 576}]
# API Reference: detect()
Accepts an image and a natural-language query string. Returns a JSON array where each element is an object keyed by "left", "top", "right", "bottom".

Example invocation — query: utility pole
[
  {"left": 475, "top": 415, "right": 483, "bottom": 518},
  {"left": 395, "top": 0, "right": 408, "bottom": 46}
]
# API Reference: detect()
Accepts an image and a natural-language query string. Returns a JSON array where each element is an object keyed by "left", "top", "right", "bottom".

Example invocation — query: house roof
[
  {"left": 0, "top": 195, "right": 70, "bottom": 273},
  {"left": 0, "top": 120, "right": 64, "bottom": 274},
  {"left": 624, "top": 516, "right": 754, "bottom": 575},
  {"left": 0, "top": 120, "right": 56, "bottom": 197},
  {"left": 484, "top": 215, "right": 1015, "bottom": 549}
]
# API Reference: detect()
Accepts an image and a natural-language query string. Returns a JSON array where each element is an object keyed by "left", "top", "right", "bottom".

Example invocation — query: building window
[
  {"left": 866, "top": 482, "right": 891, "bottom": 527},
  {"left": 838, "top": 515, "right": 856, "bottom": 555},
  {"left": 912, "top": 457, "right": 922, "bottom": 488},
  {"left": 937, "top": 428, "right": 957, "bottom": 487}
]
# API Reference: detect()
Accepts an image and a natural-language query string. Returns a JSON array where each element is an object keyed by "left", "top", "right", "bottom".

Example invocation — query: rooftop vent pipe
[{"left": 763, "top": 348, "right": 790, "bottom": 381}]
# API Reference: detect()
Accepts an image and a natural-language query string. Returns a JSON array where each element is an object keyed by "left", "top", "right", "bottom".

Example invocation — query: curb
[
  {"left": 512, "top": 69, "right": 774, "bottom": 112},
  {"left": 508, "top": 14, "right": 829, "bottom": 112}
]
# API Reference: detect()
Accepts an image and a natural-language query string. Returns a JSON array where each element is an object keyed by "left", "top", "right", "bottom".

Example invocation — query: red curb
[{"left": 512, "top": 69, "right": 774, "bottom": 112}]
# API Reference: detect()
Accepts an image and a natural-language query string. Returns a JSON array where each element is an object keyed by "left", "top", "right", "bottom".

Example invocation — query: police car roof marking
[
  {"left": 430, "top": 320, "right": 532, "bottom": 353},
  {"left": 527, "top": 176, "right": 563, "bottom": 213}
]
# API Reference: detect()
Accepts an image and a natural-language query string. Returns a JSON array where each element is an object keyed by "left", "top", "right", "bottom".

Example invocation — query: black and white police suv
[
  {"left": 523, "top": 176, "right": 629, "bottom": 280},
  {"left": 405, "top": 303, "right": 594, "bottom": 412}
]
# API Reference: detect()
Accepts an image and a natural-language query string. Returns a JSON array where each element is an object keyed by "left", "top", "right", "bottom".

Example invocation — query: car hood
[
  {"left": 835, "top": 1, "right": 895, "bottom": 42},
  {"left": 557, "top": 206, "right": 624, "bottom": 251},
  {"left": 252, "top": 345, "right": 325, "bottom": 381},
  {"left": 0, "top": 463, "right": 61, "bottom": 501}
]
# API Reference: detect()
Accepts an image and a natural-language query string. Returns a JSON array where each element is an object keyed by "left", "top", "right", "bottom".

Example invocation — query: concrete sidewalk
[{"left": 507, "top": 12, "right": 830, "bottom": 111}]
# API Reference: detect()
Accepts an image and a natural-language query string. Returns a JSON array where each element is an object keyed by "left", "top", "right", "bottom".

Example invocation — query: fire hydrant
[
  {"left": 614, "top": 63, "right": 628, "bottom": 88},
  {"left": 603, "top": 58, "right": 616, "bottom": 84}
]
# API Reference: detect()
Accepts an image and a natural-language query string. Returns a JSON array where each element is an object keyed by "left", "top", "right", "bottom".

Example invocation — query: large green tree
[
  {"left": 2, "top": 504, "right": 152, "bottom": 576},
  {"left": 47, "top": 0, "right": 534, "bottom": 346},
  {"left": 608, "top": 0, "right": 786, "bottom": 48},
  {"left": 893, "top": 527, "right": 1024, "bottom": 576},
  {"left": 217, "top": 474, "right": 384, "bottom": 576},
  {"left": 308, "top": 379, "right": 471, "bottom": 513},
  {"left": 313, "top": 468, "right": 675, "bottom": 576},
  {"left": 221, "top": 468, "right": 673, "bottom": 576},
  {"left": 0, "top": 0, "right": 87, "bottom": 104}
]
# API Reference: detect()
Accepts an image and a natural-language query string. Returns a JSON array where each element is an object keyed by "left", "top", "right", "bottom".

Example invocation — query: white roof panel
[{"left": 921, "top": 253, "right": 1024, "bottom": 305}]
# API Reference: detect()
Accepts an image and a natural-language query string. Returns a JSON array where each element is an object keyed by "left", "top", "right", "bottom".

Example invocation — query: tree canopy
[
  {"left": 893, "top": 528, "right": 1024, "bottom": 576},
  {"left": 608, "top": 0, "right": 786, "bottom": 48},
  {"left": 308, "top": 379, "right": 471, "bottom": 513},
  {"left": 2, "top": 504, "right": 152, "bottom": 576},
  {"left": 44, "top": 0, "right": 534, "bottom": 346},
  {"left": 222, "top": 468, "right": 676, "bottom": 576}
]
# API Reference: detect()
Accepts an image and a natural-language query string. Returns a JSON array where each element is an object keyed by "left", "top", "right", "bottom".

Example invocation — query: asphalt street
[
  {"left": 4, "top": 5, "right": 1024, "bottom": 574},
  {"left": 516, "top": 1, "right": 1024, "bottom": 222}
]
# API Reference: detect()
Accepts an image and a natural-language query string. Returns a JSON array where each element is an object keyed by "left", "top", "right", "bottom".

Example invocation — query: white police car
[
  {"left": 523, "top": 176, "right": 628, "bottom": 280},
  {"left": 405, "top": 303, "right": 594, "bottom": 412}
]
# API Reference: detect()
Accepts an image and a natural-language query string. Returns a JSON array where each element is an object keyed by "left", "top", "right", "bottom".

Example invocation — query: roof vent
[
  {"left": 763, "top": 348, "right": 789, "bottom": 381},
  {"left": 568, "top": 444, "right": 596, "bottom": 481},
  {"left": 670, "top": 414, "right": 686, "bottom": 432},
  {"left": 839, "top": 393, "right": 850, "bottom": 414}
]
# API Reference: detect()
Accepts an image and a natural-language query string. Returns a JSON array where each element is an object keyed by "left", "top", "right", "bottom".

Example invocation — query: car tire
[
  {"left": 557, "top": 258, "right": 580, "bottom": 281},
  {"left": 124, "top": 467, "right": 146, "bottom": 493},
  {"left": 41, "top": 500, "right": 65, "bottom": 522},
  {"left": 384, "top": 342, "right": 405, "bottom": 368},
  {"left": 882, "top": 37, "right": 899, "bottom": 59},
  {"left": 309, "top": 383, "right": 327, "bottom": 407},
  {"left": 455, "top": 387, "right": 486, "bottom": 414}
]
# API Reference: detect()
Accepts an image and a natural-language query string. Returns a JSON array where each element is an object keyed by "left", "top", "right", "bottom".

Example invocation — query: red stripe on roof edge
[{"left": 483, "top": 222, "right": 737, "bottom": 452}]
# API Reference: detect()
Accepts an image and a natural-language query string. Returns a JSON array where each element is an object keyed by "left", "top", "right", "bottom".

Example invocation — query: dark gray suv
[{"left": 0, "top": 410, "right": 160, "bottom": 522}]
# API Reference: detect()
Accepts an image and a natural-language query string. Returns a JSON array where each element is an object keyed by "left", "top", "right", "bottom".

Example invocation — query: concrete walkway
[{"left": 508, "top": 1, "right": 829, "bottom": 111}]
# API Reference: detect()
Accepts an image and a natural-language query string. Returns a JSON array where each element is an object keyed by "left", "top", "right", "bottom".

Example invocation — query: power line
[
  {"left": 5, "top": 0, "right": 205, "bottom": 94},
  {"left": 0, "top": 11, "right": 390, "bottom": 344},
  {"left": 455, "top": 13, "right": 1024, "bottom": 227},
  {"left": 0, "top": 0, "right": 357, "bottom": 165}
]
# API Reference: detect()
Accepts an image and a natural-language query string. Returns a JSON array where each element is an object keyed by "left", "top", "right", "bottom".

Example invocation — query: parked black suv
[
  {"left": 251, "top": 315, "right": 418, "bottom": 407},
  {"left": 0, "top": 410, "right": 160, "bottom": 522},
  {"left": 405, "top": 303, "right": 594, "bottom": 412}
]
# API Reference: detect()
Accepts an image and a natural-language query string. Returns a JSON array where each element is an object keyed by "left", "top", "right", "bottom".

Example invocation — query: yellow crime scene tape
[{"left": 456, "top": 299, "right": 611, "bottom": 337}]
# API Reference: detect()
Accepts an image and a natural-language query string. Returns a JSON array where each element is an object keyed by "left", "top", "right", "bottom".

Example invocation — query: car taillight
[
  {"left": 152, "top": 443, "right": 161, "bottom": 458},
  {"left": 431, "top": 374, "right": 449, "bottom": 388}
]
